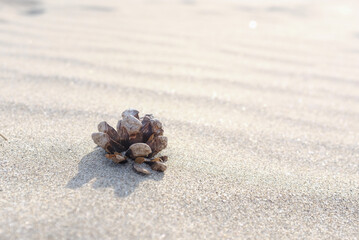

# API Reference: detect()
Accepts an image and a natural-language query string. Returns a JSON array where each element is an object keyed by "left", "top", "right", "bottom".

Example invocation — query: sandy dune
[{"left": 1, "top": 0, "right": 359, "bottom": 239}]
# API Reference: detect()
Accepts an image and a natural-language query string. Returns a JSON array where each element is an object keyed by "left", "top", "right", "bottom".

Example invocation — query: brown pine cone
[{"left": 92, "top": 109, "right": 168, "bottom": 174}]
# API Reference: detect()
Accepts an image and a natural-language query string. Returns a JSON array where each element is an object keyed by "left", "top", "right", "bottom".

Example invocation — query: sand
[{"left": 1, "top": 0, "right": 359, "bottom": 239}]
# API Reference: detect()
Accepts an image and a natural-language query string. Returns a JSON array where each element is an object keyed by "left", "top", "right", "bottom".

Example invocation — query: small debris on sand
[{"left": 0, "top": 133, "right": 7, "bottom": 141}]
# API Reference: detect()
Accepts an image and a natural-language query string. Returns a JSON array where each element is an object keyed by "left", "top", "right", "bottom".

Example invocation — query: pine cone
[{"left": 91, "top": 109, "right": 168, "bottom": 174}]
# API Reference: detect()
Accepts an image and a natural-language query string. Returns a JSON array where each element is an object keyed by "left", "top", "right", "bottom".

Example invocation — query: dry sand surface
[{"left": 1, "top": 0, "right": 359, "bottom": 239}]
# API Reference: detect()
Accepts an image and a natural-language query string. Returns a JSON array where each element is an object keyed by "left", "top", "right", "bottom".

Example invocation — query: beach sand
[{"left": 1, "top": 0, "right": 359, "bottom": 239}]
